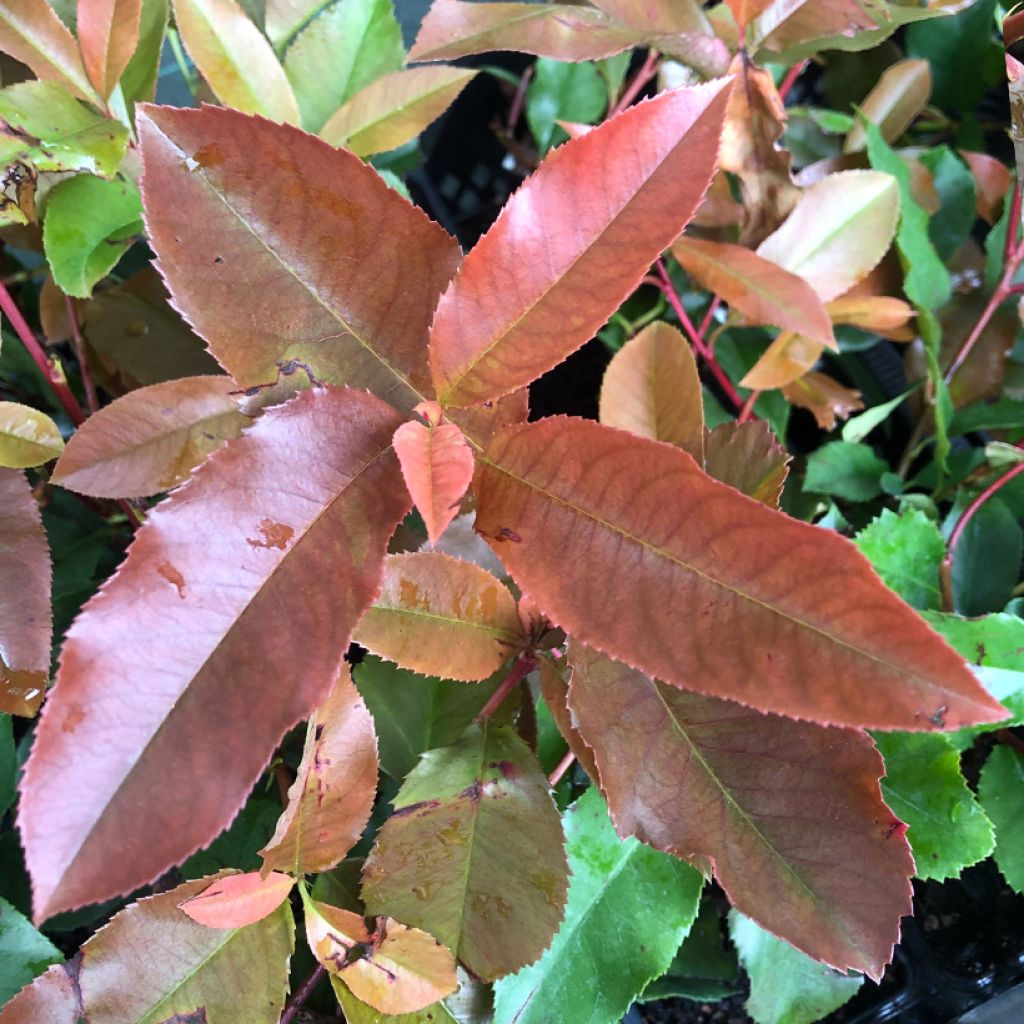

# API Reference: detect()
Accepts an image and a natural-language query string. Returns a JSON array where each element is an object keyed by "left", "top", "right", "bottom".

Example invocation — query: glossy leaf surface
[
  {"left": 0, "top": 469, "right": 51, "bottom": 717},
  {"left": 172, "top": 0, "right": 300, "bottom": 122},
  {"left": 0, "top": 403, "right": 64, "bottom": 468},
  {"left": 978, "top": 745, "right": 1024, "bottom": 893},
  {"left": 568, "top": 646, "right": 913, "bottom": 979},
  {"left": 0, "top": 81, "right": 128, "bottom": 177},
  {"left": 178, "top": 871, "right": 294, "bottom": 928},
  {"left": 77, "top": 0, "right": 143, "bottom": 98},
  {"left": 757, "top": 171, "right": 900, "bottom": 301},
  {"left": 139, "top": 104, "right": 461, "bottom": 412},
  {"left": 599, "top": 322, "right": 704, "bottom": 461},
  {"left": 0, "top": 896, "right": 61, "bottom": 1005},
  {"left": 429, "top": 81, "right": 733, "bottom": 407},
  {"left": 672, "top": 236, "right": 834, "bottom": 346},
  {"left": 875, "top": 732, "right": 993, "bottom": 881},
  {"left": 79, "top": 876, "right": 294, "bottom": 1023},
  {"left": 52, "top": 376, "right": 249, "bottom": 498},
  {"left": 729, "top": 912, "right": 863, "bottom": 1024},
  {"left": 354, "top": 552, "right": 523, "bottom": 682},
  {"left": 362, "top": 723, "right": 568, "bottom": 980},
  {"left": 493, "top": 786, "right": 703, "bottom": 1024},
  {"left": 321, "top": 66, "right": 477, "bottom": 157},
  {"left": 392, "top": 407, "right": 474, "bottom": 546},
  {"left": 844, "top": 59, "right": 931, "bottom": 153},
  {"left": 409, "top": 1, "right": 646, "bottom": 62},
  {"left": 856, "top": 509, "right": 944, "bottom": 612},
  {"left": 0, "top": 0, "right": 97, "bottom": 101},
  {"left": 740, "top": 330, "right": 825, "bottom": 390},
  {"left": 474, "top": 417, "right": 1001, "bottom": 730},
  {"left": 305, "top": 900, "right": 457, "bottom": 1014},
  {"left": 260, "top": 667, "right": 379, "bottom": 875},
  {"left": 20, "top": 387, "right": 411, "bottom": 921}
]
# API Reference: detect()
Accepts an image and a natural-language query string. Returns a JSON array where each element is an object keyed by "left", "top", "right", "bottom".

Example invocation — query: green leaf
[
  {"left": 0, "top": 895, "right": 62, "bottom": 1005},
  {"left": 352, "top": 656, "right": 504, "bottom": 781},
  {"left": 874, "top": 732, "right": 994, "bottom": 881},
  {"left": 804, "top": 441, "right": 889, "bottom": 502},
  {"left": 42, "top": 175, "right": 142, "bottom": 298},
  {"left": 951, "top": 497, "right": 1022, "bottom": 616},
  {"left": 950, "top": 397, "right": 1024, "bottom": 436},
  {"left": 526, "top": 58, "right": 606, "bottom": 154},
  {"left": 0, "top": 81, "right": 129, "bottom": 177},
  {"left": 362, "top": 723, "right": 569, "bottom": 981},
  {"left": 864, "top": 119, "right": 951, "bottom": 310},
  {"left": 121, "top": 0, "right": 169, "bottom": 105},
  {"left": 842, "top": 385, "right": 917, "bottom": 444},
  {"left": 919, "top": 147, "right": 976, "bottom": 262},
  {"left": 906, "top": 0, "right": 1002, "bottom": 116},
  {"left": 493, "top": 786, "right": 703, "bottom": 1024},
  {"left": 729, "top": 911, "right": 863, "bottom": 1024},
  {"left": 855, "top": 508, "right": 944, "bottom": 611},
  {"left": 640, "top": 898, "right": 740, "bottom": 1003},
  {"left": 978, "top": 744, "right": 1024, "bottom": 893},
  {"left": 0, "top": 714, "right": 14, "bottom": 818},
  {"left": 182, "top": 797, "right": 282, "bottom": 878},
  {"left": 284, "top": 0, "right": 404, "bottom": 133},
  {"left": 0, "top": 403, "right": 65, "bottom": 469}
]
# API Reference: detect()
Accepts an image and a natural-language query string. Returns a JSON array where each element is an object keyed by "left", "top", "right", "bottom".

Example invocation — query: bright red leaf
[{"left": 179, "top": 871, "right": 294, "bottom": 929}]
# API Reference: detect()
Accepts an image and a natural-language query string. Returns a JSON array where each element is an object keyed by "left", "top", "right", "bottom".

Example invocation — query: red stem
[
  {"left": 608, "top": 49, "right": 659, "bottom": 119},
  {"left": 280, "top": 964, "right": 326, "bottom": 1024},
  {"left": 0, "top": 279, "right": 85, "bottom": 426},
  {"left": 65, "top": 294, "right": 98, "bottom": 416},
  {"left": 507, "top": 65, "right": 533, "bottom": 134},
  {"left": 947, "top": 457, "right": 1024, "bottom": 559},
  {"left": 698, "top": 296, "right": 723, "bottom": 339},
  {"left": 946, "top": 183, "right": 1024, "bottom": 383},
  {"left": 548, "top": 750, "right": 575, "bottom": 787},
  {"left": 778, "top": 59, "right": 808, "bottom": 102},
  {"left": 478, "top": 654, "right": 537, "bottom": 721},
  {"left": 653, "top": 261, "right": 746, "bottom": 411},
  {"left": 737, "top": 390, "right": 759, "bottom": 425}
]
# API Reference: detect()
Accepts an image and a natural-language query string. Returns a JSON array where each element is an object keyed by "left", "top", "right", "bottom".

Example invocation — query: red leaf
[
  {"left": 77, "top": 0, "right": 142, "bottom": 98},
  {"left": 20, "top": 386, "right": 411, "bottom": 921},
  {"left": 0, "top": 964, "right": 81, "bottom": 1024},
  {"left": 568, "top": 644, "right": 913, "bottom": 980},
  {"left": 393, "top": 403, "right": 475, "bottom": 545},
  {"left": 179, "top": 871, "right": 294, "bottom": 929},
  {"left": 473, "top": 417, "right": 1005, "bottom": 731},
  {"left": 428, "top": 80, "right": 733, "bottom": 408},
  {"left": 703, "top": 420, "right": 790, "bottom": 507},
  {"left": 138, "top": 104, "right": 460, "bottom": 413},
  {"left": 51, "top": 376, "right": 250, "bottom": 498},
  {"left": 260, "top": 667, "right": 379, "bottom": 875},
  {"left": 0, "top": 469, "right": 51, "bottom": 717}
]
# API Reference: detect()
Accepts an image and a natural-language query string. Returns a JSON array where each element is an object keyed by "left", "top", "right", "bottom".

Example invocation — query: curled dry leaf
[
  {"left": 409, "top": 0, "right": 647, "bottom": 62},
  {"left": 260, "top": 667, "right": 379, "bottom": 876},
  {"left": 783, "top": 372, "right": 866, "bottom": 431},
  {"left": 703, "top": 420, "right": 790, "bottom": 507},
  {"left": 20, "top": 387, "right": 411, "bottom": 922},
  {"left": 305, "top": 900, "right": 458, "bottom": 1015},
  {"left": 740, "top": 330, "right": 824, "bottom": 389},
  {"left": 429, "top": 79, "right": 733, "bottom": 408},
  {"left": 474, "top": 417, "right": 1005, "bottom": 731},
  {"left": 672, "top": 236, "right": 835, "bottom": 347},
  {"left": 354, "top": 551, "right": 524, "bottom": 682},
  {"left": 0, "top": 469, "right": 52, "bottom": 717},
  {"left": 757, "top": 170, "right": 901, "bottom": 302},
  {"left": 844, "top": 59, "right": 932, "bottom": 153},
  {"left": 77, "top": 0, "right": 143, "bottom": 99},
  {"left": 78, "top": 876, "right": 294, "bottom": 1022},
  {"left": 179, "top": 871, "right": 294, "bottom": 929},
  {"left": 599, "top": 321, "right": 704, "bottom": 462},
  {"left": 392, "top": 402, "right": 475, "bottom": 545},
  {"left": 0, "top": 402, "right": 64, "bottom": 469},
  {"left": 51, "top": 376, "right": 250, "bottom": 498},
  {"left": 172, "top": 0, "right": 300, "bottom": 123},
  {"left": 321, "top": 66, "right": 478, "bottom": 157},
  {"left": 568, "top": 644, "right": 914, "bottom": 980},
  {"left": 138, "top": 104, "right": 461, "bottom": 414},
  {"left": 362, "top": 723, "right": 569, "bottom": 980}
]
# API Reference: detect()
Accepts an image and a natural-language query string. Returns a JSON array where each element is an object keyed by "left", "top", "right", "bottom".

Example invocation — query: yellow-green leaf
[{"left": 0, "top": 402, "right": 64, "bottom": 468}]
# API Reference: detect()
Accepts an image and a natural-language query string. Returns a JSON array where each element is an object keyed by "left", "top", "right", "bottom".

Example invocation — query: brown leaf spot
[
  {"left": 391, "top": 799, "right": 441, "bottom": 818},
  {"left": 157, "top": 1009, "right": 208, "bottom": 1024},
  {"left": 157, "top": 562, "right": 186, "bottom": 598},
  {"left": 883, "top": 819, "right": 908, "bottom": 841},
  {"left": 192, "top": 142, "right": 223, "bottom": 169},
  {"left": 497, "top": 527, "right": 522, "bottom": 543},
  {"left": 490, "top": 760, "right": 517, "bottom": 779},
  {"left": 929, "top": 705, "right": 949, "bottom": 728},
  {"left": 247, "top": 519, "right": 294, "bottom": 551},
  {"left": 62, "top": 703, "right": 86, "bottom": 734},
  {"left": 459, "top": 780, "right": 483, "bottom": 802}
]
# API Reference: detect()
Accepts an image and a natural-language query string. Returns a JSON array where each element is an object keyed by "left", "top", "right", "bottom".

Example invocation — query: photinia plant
[{"left": 1, "top": 1, "right": 1023, "bottom": 1023}]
